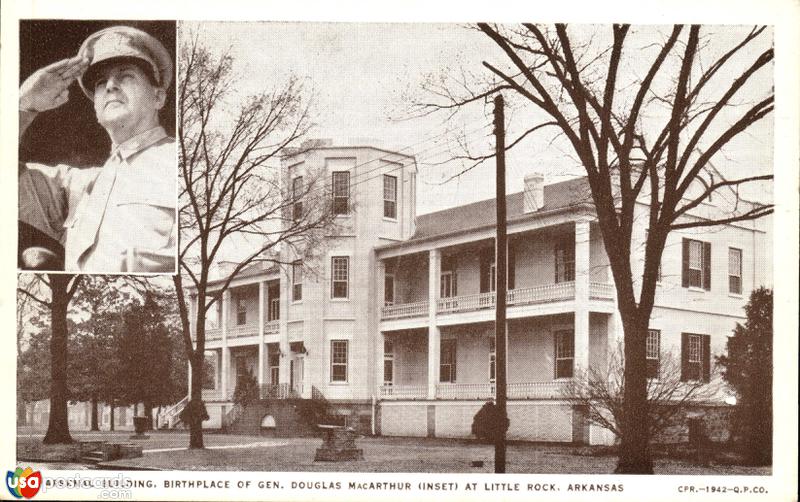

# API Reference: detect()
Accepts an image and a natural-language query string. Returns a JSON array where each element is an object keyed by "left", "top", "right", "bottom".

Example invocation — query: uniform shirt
[{"left": 19, "top": 126, "right": 176, "bottom": 272}]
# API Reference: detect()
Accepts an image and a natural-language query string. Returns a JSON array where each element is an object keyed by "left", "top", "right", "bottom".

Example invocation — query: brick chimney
[{"left": 523, "top": 173, "right": 545, "bottom": 212}]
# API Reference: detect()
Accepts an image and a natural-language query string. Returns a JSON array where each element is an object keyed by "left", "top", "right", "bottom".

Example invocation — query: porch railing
[
  {"left": 508, "top": 282, "right": 576, "bottom": 306},
  {"left": 381, "top": 300, "right": 429, "bottom": 320},
  {"left": 204, "top": 327, "right": 222, "bottom": 340},
  {"left": 259, "top": 383, "right": 299, "bottom": 399},
  {"left": 436, "top": 382, "right": 496, "bottom": 399},
  {"left": 378, "top": 385, "right": 427, "bottom": 400},
  {"left": 382, "top": 281, "right": 615, "bottom": 320},
  {"left": 264, "top": 319, "right": 280, "bottom": 334},
  {"left": 437, "top": 292, "right": 495, "bottom": 314},
  {"left": 589, "top": 282, "right": 616, "bottom": 300},
  {"left": 377, "top": 381, "right": 570, "bottom": 400},
  {"left": 227, "top": 323, "right": 258, "bottom": 338},
  {"left": 158, "top": 395, "right": 189, "bottom": 429}
]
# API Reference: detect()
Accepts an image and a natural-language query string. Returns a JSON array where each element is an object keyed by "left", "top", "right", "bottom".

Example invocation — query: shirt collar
[{"left": 110, "top": 126, "right": 168, "bottom": 162}]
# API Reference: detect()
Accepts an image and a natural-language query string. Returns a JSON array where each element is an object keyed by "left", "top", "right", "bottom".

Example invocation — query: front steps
[{"left": 226, "top": 399, "right": 325, "bottom": 437}]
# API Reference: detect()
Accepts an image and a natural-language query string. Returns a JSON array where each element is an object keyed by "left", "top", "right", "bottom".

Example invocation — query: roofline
[
  {"left": 282, "top": 145, "right": 417, "bottom": 161},
  {"left": 376, "top": 202, "right": 594, "bottom": 253}
]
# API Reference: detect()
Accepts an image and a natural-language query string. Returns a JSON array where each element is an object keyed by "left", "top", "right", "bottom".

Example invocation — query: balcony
[
  {"left": 228, "top": 323, "right": 258, "bottom": 338},
  {"left": 264, "top": 319, "right": 280, "bottom": 334},
  {"left": 381, "top": 300, "right": 429, "bottom": 320},
  {"left": 205, "top": 327, "right": 222, "bottom": 341},
  {"left": 378, "top": 381, "right": 570, "bottom": 400},
  {"left": 381, "top": 281, "right": 614, "bottom": 320}
]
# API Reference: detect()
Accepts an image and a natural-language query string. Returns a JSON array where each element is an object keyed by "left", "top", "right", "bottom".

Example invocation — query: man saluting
[{"left": 19, "top": 25, "right": 176, "bottom": 273}]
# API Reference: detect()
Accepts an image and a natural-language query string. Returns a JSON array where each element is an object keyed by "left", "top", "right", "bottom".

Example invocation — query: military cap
[{"left": 77, "top": 26, "right": 173, "bottom": 99}]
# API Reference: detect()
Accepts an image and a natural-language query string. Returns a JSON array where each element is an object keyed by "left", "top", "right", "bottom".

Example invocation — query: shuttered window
[
  {"left": 681, "top": 333, "right": 711, "bottom": 382},
  {"left": 682, "top": 238, "right": 711, "bottom": 290}
]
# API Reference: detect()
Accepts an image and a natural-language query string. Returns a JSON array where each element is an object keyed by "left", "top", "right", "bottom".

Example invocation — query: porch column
[
  {"left": 574, "top": 219, "right": 591, "bottom": 374},
  {"left": 427, "top": 249, "right": 441, "bottom": 399},
  {"left": 376, "top": 260, "right": 386, "bottom": 395},
  {"left": 258, "top": 281, "right": 266, "bottom": 387},
  {"left": 279, "top": 274, "right": 291, "bottom": 386},
  {"left": 221, "top": 290, "right": 230, "bottom": 401}
]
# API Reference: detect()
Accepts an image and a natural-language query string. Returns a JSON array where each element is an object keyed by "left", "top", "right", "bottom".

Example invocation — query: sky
[{"left": 188, "top": 22, "right": 774, "bottom": 218}]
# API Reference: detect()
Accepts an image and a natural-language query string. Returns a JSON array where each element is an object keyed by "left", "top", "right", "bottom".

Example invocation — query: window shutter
[
  {"left": 479, "top": 248, "right": 491, "bottom": 293},
  {"left": 508, "top": 241, "right": 516, "bottom": 290},
  {"left": 681, "top": 239, "right": 690, "bottom": 287},
  {"left": 702, "top": 242, "right": 712, "bottom": 290},
  {"left": 680, "top": 333, "right": 689, "bottom": 382},
  {"left": 702, "top": 335, "right": 711, "bottom": 382}
]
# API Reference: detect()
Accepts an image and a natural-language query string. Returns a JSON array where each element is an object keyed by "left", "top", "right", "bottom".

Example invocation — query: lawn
[
  {"left": 91, "top": 434, "right": 769, "bottom": 475},
  {"left": 17, "top": 429, "right": 770, "bottom": 475}
]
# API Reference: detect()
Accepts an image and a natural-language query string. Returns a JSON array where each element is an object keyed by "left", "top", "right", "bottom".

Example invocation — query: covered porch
[{"left": 379, "top": 313, "right": 613, "bottom": 401}]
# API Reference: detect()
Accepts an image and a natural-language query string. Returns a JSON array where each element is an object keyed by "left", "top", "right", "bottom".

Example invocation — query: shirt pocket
[{"left": 113, "top": 191, "right": 175, "bottom": 252}]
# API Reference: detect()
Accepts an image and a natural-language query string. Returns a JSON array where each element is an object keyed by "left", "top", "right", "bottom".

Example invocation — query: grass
[{"left": 18, "top": 429, "right": 771, "bottom": 475}]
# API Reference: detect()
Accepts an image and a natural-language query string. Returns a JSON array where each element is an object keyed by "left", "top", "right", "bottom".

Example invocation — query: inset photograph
[{"left": 18, "top": 20, "right": 177, "bottom": 274}]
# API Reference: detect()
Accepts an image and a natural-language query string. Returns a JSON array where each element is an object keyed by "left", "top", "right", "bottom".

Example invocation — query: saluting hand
[{"left": 19, "top": 56, "right": 89, "bottom": 112}]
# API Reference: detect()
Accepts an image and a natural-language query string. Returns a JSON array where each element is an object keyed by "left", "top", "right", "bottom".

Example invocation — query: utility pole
[{"left": 493, "top": 94, "right": 508, "bottom": 474}]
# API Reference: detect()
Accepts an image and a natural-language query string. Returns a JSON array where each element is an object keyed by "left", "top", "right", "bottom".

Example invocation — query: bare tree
[
  {"left": 17, "top": 274, "right": 82, "bottom": 444},
  {"left": 419, "top": 24, "right": 773, "bottom": 473},
  {"left": 175, "top": 30, "right": 337, "bottom": 449},
  {"left": 564, "top": 342, "right": 721, "bottom": 442}
]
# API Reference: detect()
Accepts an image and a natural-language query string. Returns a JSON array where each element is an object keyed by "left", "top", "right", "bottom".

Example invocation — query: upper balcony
[
  {"left": 381, "top": 281, "right": 615, "bottom": 320},
  {"left": 193, "top": 280, "right": 281, "bottom": 344},
  {"left": 379, "top": 221, "right": 615, "bottom": 327}
]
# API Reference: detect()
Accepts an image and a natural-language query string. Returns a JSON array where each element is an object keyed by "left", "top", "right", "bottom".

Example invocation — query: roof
[{"left": 411, "top": 176, "right": 591, "bottom": 240}]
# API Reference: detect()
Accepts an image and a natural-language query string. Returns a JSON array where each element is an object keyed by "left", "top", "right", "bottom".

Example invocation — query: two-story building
[{"left": 179, "top": 141, "right": 770, "bottom": 445}]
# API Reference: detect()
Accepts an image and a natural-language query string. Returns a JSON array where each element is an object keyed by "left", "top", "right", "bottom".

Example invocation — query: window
[
  {"left": 681, "top": 333, "right": 711, "bottom": 382},
  {"left": 440, "top": 271, "right": 455, "bottom": 298},
  {"left": 292, "top": 176, "right": 303, "bottom": 221},
  {"left": 331, "top": 256, "right": 349, "bottom": 299},
  {"left": 292, "top": 261, "right": 303, "bottom": 302},
  {"left": 384, "top": 274, "right": 395, "bottom": 306},
  {"left": 268, "top": 351, "right": 280, "bottom": 384},
  {"left": 268, "top": 297, "right": 280, "bottom": 321},
  {"left": 555, "top": 238, "right": 575, "bottom": 283},
  {"left": 332, "top": 171, "right": 350, "bottom": 215},
  {"left": 383, "top": 175, "right": 398, "bottom": 219},
  {"left": 554, "top": 330, "right": 574, "bottom": 379},
  {"left": 440, "top": 339, "right": 457, "bottom": 382},
  {"left": 383, "top": 340, "right": 394, "bottom": 386},
  {"left": 729, "top": 248, "right": 742, "bottom": 294},
  {"left": 489, "top": 336, "right": 496, "bottom": 383},
  {"left": 236, "top": 295, "right": 247, "bottom": 325},
  {"left": 331, "top": 340, "right": 348, "bottom": 382},
  {"left": 646, "top": 329, "right": 661, "bottom": 379},
  {"left": 682, "top": 238, "right": 711, "bottom": 290},
  {"left": 480, "top": 243, "right": 515, "bottom": 293}
]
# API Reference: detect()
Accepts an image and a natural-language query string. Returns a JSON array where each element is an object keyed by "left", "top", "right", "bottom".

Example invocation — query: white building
[{"left": 178, "top": 142, "right": 771, "bottom": 444}]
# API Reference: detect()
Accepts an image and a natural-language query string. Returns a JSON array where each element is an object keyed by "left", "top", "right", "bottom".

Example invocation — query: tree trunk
[
  {"left": 90, "top": 396, "right": 99, "bottom": 431},
  {"left": 43, "top": 275, "right": 73, "bottom": 444},
  {"left": 17, "top": 400, "right": 27, "bottom": 426},
  {"left": 110, "top": 404, "right": 115, "bottom": 431},
  {"left": 615, "top": 310, "right": 653, "bottom": 474},
  {"left": 189, "top": 350, "right": 205, "bottom": 448},
  {"left": 144, "top": 400, "right": 153, "bottom": 430}
]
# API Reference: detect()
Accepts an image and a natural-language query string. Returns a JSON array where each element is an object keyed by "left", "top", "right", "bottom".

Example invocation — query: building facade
[{"left": 184, "top": 142, "right": 771, "bottom": 444}]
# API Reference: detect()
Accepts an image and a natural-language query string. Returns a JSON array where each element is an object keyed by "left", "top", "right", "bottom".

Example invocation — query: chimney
[{"left": 523, "top": 173, "right": 545, "bottom": 212}]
